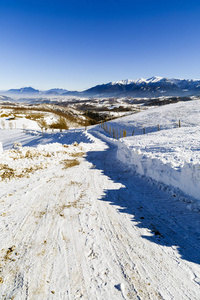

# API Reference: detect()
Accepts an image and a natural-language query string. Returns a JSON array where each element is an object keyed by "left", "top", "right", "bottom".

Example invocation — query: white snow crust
[
  {"left": 100, "top": 100, "right": 200, "bottom": 204},
  {"left": 111, "top": 76, "right": 200, "bottom": 86},
  {"left": 111, "top": 76, "right": 165, "bottom": 85},
  {"left": 117, "top": 127, "right": 200, "bottom": 203},
  {"left": 0, "top": 99, "right": 200, "bottom": 299}
]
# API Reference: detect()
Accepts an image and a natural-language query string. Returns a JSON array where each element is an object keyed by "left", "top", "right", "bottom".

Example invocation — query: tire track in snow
[
  {"left": 88, "top": 176, "right": 161, "bottom": 300},
  {"left": 1, "top": 130, "right": 200, "bottom": 299},
  {"left": 58, "top": 177, "right": 90, "bottom": 300},
  {"left": 0, "top": 165, "right": 75, "bottom": 299},
  {"left": 85, "top": 130, "right": 200, "bottom": 299}
]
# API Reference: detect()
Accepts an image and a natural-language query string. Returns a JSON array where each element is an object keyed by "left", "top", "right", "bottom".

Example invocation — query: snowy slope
[
  {"left": 0, "top": 100, "right": 200, "bottom": 299},
  {"left": 105, "top": 99, "right": 200, "bottom": 136},
  {"left": 0, "top": 128, "right": 200, "bottom": 299},
  {"left": 99, "top": 99, "right": 200, "bottom": 204},
  {"left": 116, "top": 127, "right": 200, "bottom": 204},
  {"left": 0, "top": 109, "right": 64, "bottom": 131},
  {"left": 111, "top": 76, "right": 164, "bottom": 85}
]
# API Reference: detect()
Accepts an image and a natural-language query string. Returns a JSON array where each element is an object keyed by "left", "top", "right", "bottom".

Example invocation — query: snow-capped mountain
[
  {"left": 4, "top": 77, "right": 200, "bottom": 98},
  {"left": 82, "top": 76, "right": 200, "bottom": 97},
  {"left": 111, "top": 76, "right": 164, "bottom": 85},
  {"left": 111, "top": 76, "right": 200, "bottom": 87}
]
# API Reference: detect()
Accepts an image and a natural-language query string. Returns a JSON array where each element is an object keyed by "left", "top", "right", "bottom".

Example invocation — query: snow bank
[
  {"left": 117, "top": 127, "right": 200, "bottom": 202},
  {"left": 0, "top": 142, "right": 3, "bottom": 154}
]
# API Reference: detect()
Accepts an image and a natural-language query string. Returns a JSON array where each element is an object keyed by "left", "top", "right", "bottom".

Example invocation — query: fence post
[
  {"left": 85, "top": 110, "right": 88, "bottom": 131},
  {"left": 158, "top": 124, "right": 160, "bottom": 131},
  {"left": 143, "top": 128, "right": 145, "bottom": 134},
  {"left": 179, "top": 120, "right": 181, "bottom": 127},
  {"left": 123, "top": 130, "right": 127, "bottom": 137},
  {"left": 132, "top": 130, "right": 134, "bottom": 136}
]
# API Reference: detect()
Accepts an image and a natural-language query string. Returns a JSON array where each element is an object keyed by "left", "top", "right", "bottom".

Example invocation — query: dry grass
[
  {"left": 8, "top": 149, "right": 52, "bottom": 160},
  {"left": 0, "top": 163, "right": 45, "bottom": 181},
  {"left": 4, "top": 246, "right": 16, "bottom": 261},
  {"left": 68, "top": 181, "right": 82, "bottom": 186},
  {"left": 12, "top": 111, "right": 45, "bottom": 121},
  {"left": 37, "top": 118, "right": 48, "bottom": 130},
  {"left": 57, "top": 199, "right": 84, "bottom": 215},
  {"left": 65, "top": 202, "right": 84, "bottom": 209},
  {"left": 0, "top": 113, "right": 10, "bottom": 118},
  {"left": 25, "top": 113, "right": 44, "bottom": 120},
  {"left": 1, "top": 105, "right": 95, "bottom": 129},
  {"left": 56, "top": 187, "right": 85, "bottom": 216},
  {"left": 34, "top": 210, "right": 46, "bottom": 219},
  {"left": 2, "top": 109, "right": 46, "bottom": 121},
  {"left": 63, "top": 144, "right": 69, "bottom": 148},
  {"left": 25, "top": 149, "right": 51, "bottom": 159},
  {"left": 0, "top": 165, "right": 15, "bottom": 180},
  {"left": 1, "top": 108, "right": 70, "bottom": 130},
  {"left": 62, "top": 159, "right": 80, "bottom": 169},
  {"left": 70, "top": 152, "right": 85, "bottom": 158},
  {"left": 49, "top": 116, "right": 68, "bottom": 130}
]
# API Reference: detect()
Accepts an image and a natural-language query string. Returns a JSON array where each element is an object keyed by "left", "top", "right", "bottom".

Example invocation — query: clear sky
[{"left": 0, "top": 0, "right": 200, "bottom": 91}]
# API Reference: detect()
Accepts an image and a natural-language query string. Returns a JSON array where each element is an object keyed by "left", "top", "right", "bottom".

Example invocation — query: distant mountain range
[
  {"left": 8, "top": 87, "right": 40, "bottom": 95},
  {"left": 4, "top": 77, "right": 200, "bottom": 98},
  {"left": 6, "top": 87, "right": 68, "bottom": 96}
]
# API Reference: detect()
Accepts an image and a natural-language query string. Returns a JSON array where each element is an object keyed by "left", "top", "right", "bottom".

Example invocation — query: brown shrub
[
  {"left": 70, "top": 152, "right": 85, "bottom": 158},
  {"left": 62, "top": 159, "right": 80, "bottom": 169}
]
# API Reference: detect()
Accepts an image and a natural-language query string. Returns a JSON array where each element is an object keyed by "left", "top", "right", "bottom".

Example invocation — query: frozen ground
[{"left": 0, "top": 100, "right": 200, "bottom": 299}]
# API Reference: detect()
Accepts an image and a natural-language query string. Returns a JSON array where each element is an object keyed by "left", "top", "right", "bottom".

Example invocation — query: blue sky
[{"left": 0, "top": 0, "right": 200, "bottom": 90}]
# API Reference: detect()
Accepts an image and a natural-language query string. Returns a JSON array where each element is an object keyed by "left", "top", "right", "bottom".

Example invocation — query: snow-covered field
[
  {"left": 0, "top": 100, "right": 200, "bottom": 299},
  {"left": 106, "top": 99, "right": 200, "bottom": 135},
  {"left": 0, "top": 109, "right": 59, "bottom": 131},
  {"left": 100, "top": 100, "right": 200, "bottom": 205}
]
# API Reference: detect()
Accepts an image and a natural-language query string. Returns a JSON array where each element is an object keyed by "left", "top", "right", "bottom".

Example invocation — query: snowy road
[{"left": 0, "top": 129, "right": 200, "bottom": 299}]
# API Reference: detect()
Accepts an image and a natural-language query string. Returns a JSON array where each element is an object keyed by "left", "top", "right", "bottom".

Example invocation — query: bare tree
[
  {"left": 9, "top": 122, "right": 13, "bottom": 130},
  {"left": 1, "top": 120, "right": 5, "bottom": 130},
  {"left": 37, "top": 118, "right": 47, "bottom": 136},
  {"left": 23, "top": 124, "right": 27, "bottom": 133}
]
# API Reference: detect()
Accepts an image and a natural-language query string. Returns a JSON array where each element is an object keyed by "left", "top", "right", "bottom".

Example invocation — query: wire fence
[{"left": 100, "top": 119, "right": 182, "bottom": 139}]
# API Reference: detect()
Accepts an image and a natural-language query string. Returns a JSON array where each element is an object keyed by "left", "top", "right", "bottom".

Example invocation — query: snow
[
  {"left": 111, "top": 76, "right": 165, "bottom": 85},
  {"left": 0, "top": 99, "right": 200, "bottom": 299},
  {"left": 0, "top": 108, "right": 66, "bottom": 131},
  {"left": 146, "top": 76, "right": 164, "bottom": 83},
  {"left": 99, "top": 100, "right": 200, "bottom": 204},
  {"left": 110, "top": 76, "right": 200, "bottom": 86},
  {"left": 111, "top": 79, "right": 137, "bottom": 85},
  {"left": 104, "top": 99, "right": 200, "bottom": 136},
  {"left": 116, "top": 127, "right": 200, "bottom": 204}
]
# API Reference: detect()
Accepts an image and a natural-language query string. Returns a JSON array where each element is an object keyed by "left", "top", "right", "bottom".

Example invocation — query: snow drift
[{"left": 116, "top": 127, "right": 200, "bottom": 203}]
